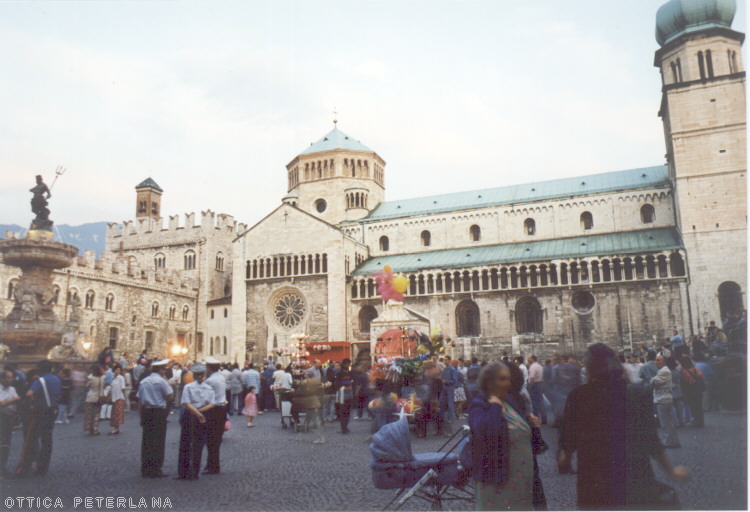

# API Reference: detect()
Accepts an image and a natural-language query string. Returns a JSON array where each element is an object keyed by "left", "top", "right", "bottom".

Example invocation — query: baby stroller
[
  {"left": 280, "top": 389, "right": 306, "bottom": 431},
  {"left": 369, "top": 415, "right": 474, "bottom": 511}
]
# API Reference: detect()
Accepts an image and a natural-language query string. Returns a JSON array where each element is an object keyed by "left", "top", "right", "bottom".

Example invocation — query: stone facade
[
  {"left": 656, "top": 24, "right": 747, "bottom": 334},
  {"left": 1, "top": 1, "right": 743, "bottom": 365},
  {"left": 0, "top": 240, "right": 197, "bottom": 361}
]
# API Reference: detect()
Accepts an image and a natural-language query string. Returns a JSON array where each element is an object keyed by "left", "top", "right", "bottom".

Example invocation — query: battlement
[
  {"left": 70, "top": 248, "right": 197, "bottom": 295},
  {"left": 107, "top": 209, "right": 247, "bottom": 239}
]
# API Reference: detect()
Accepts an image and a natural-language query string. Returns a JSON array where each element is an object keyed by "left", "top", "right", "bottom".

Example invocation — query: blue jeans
[
  {"left": 56, "top": 404, "right": 68, "bottom": 422},
  {"left": 528, "top": 382, "right": 544, "bottom": 420},
  {"left": 440, "top": 388, "right": 455, "bottom": 430}
]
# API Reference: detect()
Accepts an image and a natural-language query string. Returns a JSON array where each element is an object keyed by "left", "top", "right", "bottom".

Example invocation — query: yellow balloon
[
  {"left": 383, "top": 264, "right": 392, "bottom": 273},
  {"left": 393, "top": 275, "right": 408, "bottom": 293}
]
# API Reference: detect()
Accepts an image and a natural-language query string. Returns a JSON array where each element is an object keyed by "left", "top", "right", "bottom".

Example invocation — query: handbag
[
  {"left": 100, "top": 385, "right": 112, "bottom": 405},
  {"left": 531, "top": 426, "right": 549, "bottom": 455}
]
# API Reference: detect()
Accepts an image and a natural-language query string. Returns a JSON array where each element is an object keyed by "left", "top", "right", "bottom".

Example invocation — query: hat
[
  {"left": 205, "top": 356, "right": 221, "bottom": 366},
  {"left": 190, "top": 363, "right": 207, "bottom": 373},
  {"left": 151, "top": 359, "right": 170, "bottom": 367}
]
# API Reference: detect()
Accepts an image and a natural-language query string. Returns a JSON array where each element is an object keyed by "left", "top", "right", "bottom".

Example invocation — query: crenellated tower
[{"left": 283, "top": 123, "right": 386, "bottom": 225}]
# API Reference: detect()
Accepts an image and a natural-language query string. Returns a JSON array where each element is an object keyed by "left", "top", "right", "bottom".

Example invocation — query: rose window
[{"left": 273, "top": 293, "right": 306, "bottom": 329}]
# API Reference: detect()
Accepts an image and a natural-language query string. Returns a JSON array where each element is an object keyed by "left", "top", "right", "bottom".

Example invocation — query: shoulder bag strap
[{"left": 39, "top": 377, "right": 52, "bottom": 408}]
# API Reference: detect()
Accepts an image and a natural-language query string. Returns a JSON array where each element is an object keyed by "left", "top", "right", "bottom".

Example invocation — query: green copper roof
[
  {"left": 362, "top": 166, "right": 669, "bottom": 223},
  {"left": 353, "top": 228, "right": 683, "bottom": 275},
  {"left": 135, "top": 177, "right": 162, "bottom": 192},
  {"left": 656, "top": 0, "right": 737, "bottom": 46},
  {"left": 300, "top": 126, "right": 373, "bottom": 155}
]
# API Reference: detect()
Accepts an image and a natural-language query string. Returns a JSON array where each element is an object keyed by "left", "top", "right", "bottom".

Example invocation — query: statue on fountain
[{"left": 30, "top": 174, "right": 53, "bottom": 232}]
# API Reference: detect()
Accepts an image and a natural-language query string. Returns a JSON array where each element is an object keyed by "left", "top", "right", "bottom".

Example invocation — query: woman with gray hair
[{"left": 468, "top": 361, "right": 539, "bottom": 510}]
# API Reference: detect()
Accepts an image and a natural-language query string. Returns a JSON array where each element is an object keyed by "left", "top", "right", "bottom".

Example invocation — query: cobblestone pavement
[{"left": 1, "top": 408, "right": 745, "bottom": 511}]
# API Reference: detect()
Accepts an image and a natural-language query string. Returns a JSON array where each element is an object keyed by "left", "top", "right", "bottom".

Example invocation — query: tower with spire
[
  {"left": 283, "top": 122, "right": 386, "bottom": 225},
  {"left": 654, "top": 0, "right": 747, "bottom": 331}
]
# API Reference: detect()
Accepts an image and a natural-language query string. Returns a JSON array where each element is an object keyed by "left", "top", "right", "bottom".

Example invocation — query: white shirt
[
  {"left": 110, "top": 374, "right": 126, "bottom": 401},
  {"left": 0, "top": 384, "right": 18, "bottom": 402},
  {"left": 169, "top": 368, "right": 182, "bottom": 386},
  {"left": 518, "top": 364, "right": 529, "bottom": 385},
  {"left": 528, "top": 362, "right": 544, "bottom": 384},
  {"left": 136, "top": 372, "right": 173, "bottom": 407},
  {"left": 272, "top": 369, "right": 286, "bottom": 387},
  {"left": 280, "top": 372, "right": 293, "bottom": 390},
  {"left": 220, "top": 369, "right": 231, "bottom": 384},
  {"left": 204, "top": 372, "right": 228, "bottom": 405},
  {"left": 181, "top": 381, "right": 214, "bottom": 409}
]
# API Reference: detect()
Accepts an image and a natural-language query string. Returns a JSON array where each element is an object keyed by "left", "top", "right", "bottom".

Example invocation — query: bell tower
[
  {"left": 283, "top": 123, "right": 386, "bottom": 225},
  {"left": 135, "top": 178, "right": 163, "bottom": 223},
  {"left": 654, "top": 0, "right": 747, "bottom": 332}
]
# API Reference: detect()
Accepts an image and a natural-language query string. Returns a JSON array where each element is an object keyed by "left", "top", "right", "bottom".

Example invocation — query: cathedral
[
  {"left": 231, "top": 0, "right": 747, "bottom": 363},
  {"left": 0, "top": 0, "right": 746, "bottom": 365}
]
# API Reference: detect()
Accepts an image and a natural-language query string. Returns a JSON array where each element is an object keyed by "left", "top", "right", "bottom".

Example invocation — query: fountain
[{"left": 0, "top": 174, "right": 86, "bottom": 365}]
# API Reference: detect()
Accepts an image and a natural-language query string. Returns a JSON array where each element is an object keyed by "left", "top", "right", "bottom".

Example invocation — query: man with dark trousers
[
  {"left": 203, "top": 356, "right": 227, "bottom": 474},
  {"left": 136, "top": 359, "right": 173, "bottom": 479},
  {"left": 16, "top": 360, "right": 61, "bottom": 477},
  {"left": 176, "top": 363, "right": 214, "bottom": 481}
]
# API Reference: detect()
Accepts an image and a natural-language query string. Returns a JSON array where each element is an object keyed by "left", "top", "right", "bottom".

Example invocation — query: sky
[{"left": 0, "top": 0, "right": 746, "bottom": 227}]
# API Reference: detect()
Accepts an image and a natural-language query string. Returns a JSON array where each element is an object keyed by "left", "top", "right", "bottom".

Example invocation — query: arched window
[
  {"left": 524, "top": 218, "right": 536, "bottom": 236},
  {"left": 456, "top": 300, "right": 480, "bottom": 337},
  {"left": 718, "top": 281, "right": 743, "bottom": 318},
  {"left": 215, "top": 252, "right": 225, "bottom": 271},
  {"left": 421, "top": 230, "right": 431, "bottom": 247},
  {"left": 705, "top": 49, "right": 714, "bottom": 78},
  {"left": 105, "top": 293, "right": 115, "bottom": 311},
  {"left": 85, "top": 290, "right": 95, "bottom": 309},
  {"left": 7, "top": 278, "right": 19, "bottom": 300},
  {"left": 223, "top": 337, "right": 228, "bottom": 355},
  {"left": 151, "top": 301, "right": 160, "bottom": 318},
  {"left": 210, "top": 309, "right": 215, "bottom": 320},
  {"left": 154, "top": 253, "right": 166, "bottom": 269},
  {"left": 182, "top": 305, "right": 190, "bottom": 321},
  {"left": 379, "top": 236, "right": 389, "bottom": 252},
  {"left": 580, "top": 211, "right": 593, "bottom": 230},
  {"left": 469, "top": 225, "right": 481, "bottom": 242},
  {"left": 209, "top": 337, "right": 214, "bottom": 356},
  {"left": 698, "top": 50, "right": 706, "bottom": 79},
  {"left": 640, "top": 204, "right": 655, "bottom": 224},
  {"left": 515, "top": 296, "right": 543, "bottom": 334},
  {"left": 669, "top": 253, "right": 686, "bottom": 277},
  {"left": 359, "top": 305, "right": 378, "bottom": 334},
  {"left": 184, "top": 250, "right": 196, "bottom": 270},
  {"left": 224, "top": 307, "right": 228, "bottom": 318},
  {"left": 168, "top": 304, "right": 176, "bottom": 320}
]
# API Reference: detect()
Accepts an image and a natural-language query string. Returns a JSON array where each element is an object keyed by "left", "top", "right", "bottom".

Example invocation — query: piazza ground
[{"left": 2, "top": 409, "right": 746, "bottom": 511}]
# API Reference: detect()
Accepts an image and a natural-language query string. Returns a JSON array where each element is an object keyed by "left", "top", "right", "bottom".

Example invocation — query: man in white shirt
[
  {"left": 136, "top": 359, "right": 173, "bottom": 479},
  {"left": 0, "top": 370, "right": 21, "bottom": 475},
  {"left": 651, "top": 355, "right": 680, "bottom": 448},
  {"left": 177, "top": 363, "right": 214, "bottom": 480},
  {"left": 514, "top": 356, "right": 529, "bottom": 390},
  {"left": 203, "top": 357, "right": 228, "bottom": 475},
  {"left": 527, "top": 355, "right": 545, "bottom": 420},
  {"left": 272, "top": 364, "right": 287, "bottom": 410}
]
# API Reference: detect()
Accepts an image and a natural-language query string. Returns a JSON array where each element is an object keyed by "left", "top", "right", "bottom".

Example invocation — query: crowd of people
[{"left": 0, "top": 331, "right": 744, "bottom": 510}]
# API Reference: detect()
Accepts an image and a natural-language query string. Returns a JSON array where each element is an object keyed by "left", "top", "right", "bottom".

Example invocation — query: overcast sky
[{"left": 0, "top": 0, "right": 746, "bottom": 227}]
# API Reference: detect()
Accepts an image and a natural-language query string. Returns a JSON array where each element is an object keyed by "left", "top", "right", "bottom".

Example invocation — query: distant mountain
[{"left": 0, "top": 222, "right": 109, "bottom": 255}]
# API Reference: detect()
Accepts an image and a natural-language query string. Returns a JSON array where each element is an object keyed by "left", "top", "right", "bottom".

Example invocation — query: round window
[
  {"left": 315, "top": 199, "right": 327, "bottom": 213},
  {"left": 572, "top": 291, "right": 596, "bottom": 314},
  {"left": 273, "top": 293, "right": 306, "bottom": 329}
]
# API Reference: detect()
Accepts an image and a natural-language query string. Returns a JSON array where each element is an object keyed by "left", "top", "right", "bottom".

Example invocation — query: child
[{"left": 242, "top": 386, "right": 258, "bottom": 427}]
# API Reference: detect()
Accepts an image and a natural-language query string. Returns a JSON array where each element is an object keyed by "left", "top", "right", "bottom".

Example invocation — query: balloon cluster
[{"left": 373, "top": 264, "right": 409, "bottom": 302}]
